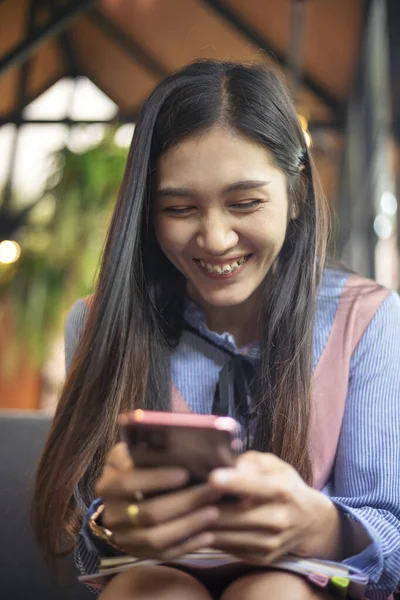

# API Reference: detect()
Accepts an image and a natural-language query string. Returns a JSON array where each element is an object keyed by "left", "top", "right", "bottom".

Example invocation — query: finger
[
  {"left": 105, "top": 483, "right": 221, "bottom": 530},
  {"left": 215, "top": 503, "right": 290, "bottom": 533},
  {"left": 114, "top": 505, "right": 219, "bottom": 555},
  {"left": 115, "top": 531, "right": 214, "bottom": 562},
  {"left": 209, "top": 469, "right": 287, "bottom": 501},
  {"left": 133, "top": 484, "right": 221, "bottom": 528},
  {"left": 162, "top": 531, "right": 215, "bottom": 561},
  {"left": 236, "top": 451, "right": 283, "bottom": 473},
  {"left": 211, "top": 530, "right": 286, "bottom": 556},
  {"left": 96, "top": 466, "right": 189, "bottom": 499},
  {"left": 255, "top": 531, "right": 302, "bottom": 565},
  {"left": 218, "top": 531, "right": 300, "bottom": 566}
]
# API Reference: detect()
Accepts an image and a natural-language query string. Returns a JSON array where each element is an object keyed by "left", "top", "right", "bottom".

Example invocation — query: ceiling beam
[
  {"left": 0, "top": 0, "right": 96, "bottom": 77},
  {"left": 0, "top": 115, "right": 137, "bottom": 127},
  {"left": 0, "top": 115, "right": 342, "bottom": 131},
  {"left": 0, "top": 0, "right": 39, "bottom": 214},
  {"left": 16, "top": 0, "right": 38, "bottom": 113},
  {"left": 57, "top": 29, "right": 80, "bottom": 78},
  {"left": 199, "top": 0, "right": 344, "bottom": 116},
  {"left": 88, "top": 8, "right": 168, "bottom": 79},
  {"left": 46, "top": 0, "right": 81, "bottom": 78}
]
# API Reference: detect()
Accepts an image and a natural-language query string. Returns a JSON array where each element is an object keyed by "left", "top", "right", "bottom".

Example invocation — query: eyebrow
[{"left": 156, "top": 180, "right": 271, "bottom": 197}]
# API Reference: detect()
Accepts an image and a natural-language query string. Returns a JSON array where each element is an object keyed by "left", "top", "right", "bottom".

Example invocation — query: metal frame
[
  {"left": 0, "top": 115, "right": 340, "bottom": 129},
  {"left": 336, "top": 0, "right": 394, "bottom": 278},
  {"left": 47, "top": 0, "right": 80, "bottom": 78},
  {"left": 0, "top": 0, "right": 346, "bottom": 129},
  {"left": 287, "top": 0, "right": 308, "bottom": 102},
  {"left": 1, "top": 0, "right": 38, "bottom": 214},
  {"left": 386, "top": 0, "right": 400, "bottom": 143},
  {"left": 0, "top": 116, "right": 134, "bottom": 126},
  {"left": 0, "top": 0, "right": 96, "bottom": 77},
  {"left": 199, "top": 0, "right": 344, "bottom": 118}
]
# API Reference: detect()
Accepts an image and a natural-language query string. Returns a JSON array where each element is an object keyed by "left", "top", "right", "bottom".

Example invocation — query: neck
[{"left": 188, "top": 289, "right": 263, "bottom": 348}]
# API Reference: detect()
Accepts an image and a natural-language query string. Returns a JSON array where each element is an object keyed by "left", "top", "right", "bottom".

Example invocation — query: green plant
[{"left": 0, "top": 130, "right": 128, "bottom": 368}]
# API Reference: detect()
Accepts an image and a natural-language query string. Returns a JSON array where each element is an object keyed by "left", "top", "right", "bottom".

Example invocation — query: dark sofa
[{"left": 0, "top": 410, "right": 93, "bottom": 600}]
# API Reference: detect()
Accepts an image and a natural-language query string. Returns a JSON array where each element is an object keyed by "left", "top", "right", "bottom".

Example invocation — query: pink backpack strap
[
  {"left": 172, "top": 383, "right": 192, "bottom": 412},
  {"left": 310, "top": 274, "right": 390, "bottom": 490}
]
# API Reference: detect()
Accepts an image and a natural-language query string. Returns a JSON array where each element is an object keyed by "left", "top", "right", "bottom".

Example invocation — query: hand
[
  {"left": 96, "top": 442, "right": 221, "bottom": 560},
  {"left": 207, "top": 451, "right": 343, "bottom": 565}
]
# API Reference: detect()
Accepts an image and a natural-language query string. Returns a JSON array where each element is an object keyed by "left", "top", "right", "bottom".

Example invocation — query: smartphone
[{"left": 120, "top": 410, "right": 242, "bottom": 487}]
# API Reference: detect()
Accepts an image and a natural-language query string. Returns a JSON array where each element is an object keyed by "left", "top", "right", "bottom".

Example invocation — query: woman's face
[{"left": 153, "top": 126, "right": 290, "bottom": 310}]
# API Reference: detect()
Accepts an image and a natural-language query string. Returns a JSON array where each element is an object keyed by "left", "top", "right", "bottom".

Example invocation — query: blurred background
[{"left": 0, "top": 0, "right": 399, "bottom": 413}]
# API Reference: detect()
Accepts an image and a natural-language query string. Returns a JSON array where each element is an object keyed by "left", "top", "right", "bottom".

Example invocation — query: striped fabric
[{"left": 65, "top": 269, "right": 400, "bottom": 599}]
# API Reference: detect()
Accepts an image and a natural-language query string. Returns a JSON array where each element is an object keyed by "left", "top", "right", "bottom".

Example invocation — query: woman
[{"left": 32, "top": 60, "right": 400, "bottom": 600}]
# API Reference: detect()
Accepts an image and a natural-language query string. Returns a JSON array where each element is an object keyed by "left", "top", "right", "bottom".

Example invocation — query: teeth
[{"left": 197, "top": 256, "right": 248, "bottom": 274}]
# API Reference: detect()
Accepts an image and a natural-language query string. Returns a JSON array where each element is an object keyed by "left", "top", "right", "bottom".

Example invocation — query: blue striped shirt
[{"left": 65, "top": 268, "right": 400, "bottom": 599}]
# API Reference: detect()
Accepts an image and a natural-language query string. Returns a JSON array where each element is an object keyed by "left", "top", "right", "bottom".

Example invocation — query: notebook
[{"left": 78, "top": 550, "right": 368, "bottom": 598}]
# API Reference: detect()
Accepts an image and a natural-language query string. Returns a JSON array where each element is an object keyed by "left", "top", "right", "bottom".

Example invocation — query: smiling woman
[{"left": 31, "top": 60, "right": 400, "bottom": 600}]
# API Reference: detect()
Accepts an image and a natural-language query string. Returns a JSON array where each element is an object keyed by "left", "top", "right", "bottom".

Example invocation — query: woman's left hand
[{"left": 208, "top": 451, "right": 343, "bottom": 565}]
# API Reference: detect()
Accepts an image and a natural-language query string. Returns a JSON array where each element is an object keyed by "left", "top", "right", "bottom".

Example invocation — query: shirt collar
[{"left": 183, "top": 296, "right": 261, "bottom": 360}]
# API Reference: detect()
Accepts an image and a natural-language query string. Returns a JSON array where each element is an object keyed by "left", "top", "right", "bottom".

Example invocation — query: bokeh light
[
  {"left": 0, "top": 240, "right": 21, "bottom": 264},
  {"left": 374, "top": 214, "right": 393, "bottom": 240},
  {"left": 380, "top": 191, "right": 397, "bottom": 216}
]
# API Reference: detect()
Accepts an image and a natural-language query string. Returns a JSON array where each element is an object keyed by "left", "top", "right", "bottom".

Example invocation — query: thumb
[{"left": 236, "top": 451, "right": 262, "bottom": 471}]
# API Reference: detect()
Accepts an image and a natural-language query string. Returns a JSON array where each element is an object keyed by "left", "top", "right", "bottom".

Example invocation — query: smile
[{"left": 193, "top": 255, "right": 251, "bottom": 276}]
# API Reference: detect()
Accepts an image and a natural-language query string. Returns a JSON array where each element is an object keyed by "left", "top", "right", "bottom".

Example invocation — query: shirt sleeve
[
  {"left": 322, "top": 291, "right": 400, "bottom": 600},
  {"left": 75, "top": 501, "right": 102, "bottom": 592}
]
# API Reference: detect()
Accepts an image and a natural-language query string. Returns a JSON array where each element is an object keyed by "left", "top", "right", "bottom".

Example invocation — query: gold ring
[
  {"left": 127, "top": 503, "right": 140, "bottom": 527},
  {"left": 104, "top": 526, "right": 114, "bottom": 542}
]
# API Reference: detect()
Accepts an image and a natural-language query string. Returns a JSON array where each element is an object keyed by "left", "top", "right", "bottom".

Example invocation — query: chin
[{"left": 197, "top": 290, "right": 252, "bottom": 308}]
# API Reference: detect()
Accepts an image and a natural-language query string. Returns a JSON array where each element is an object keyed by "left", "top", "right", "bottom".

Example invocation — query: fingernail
[{"left": 211, "top": 469, "right": 232, "bottom": 484}]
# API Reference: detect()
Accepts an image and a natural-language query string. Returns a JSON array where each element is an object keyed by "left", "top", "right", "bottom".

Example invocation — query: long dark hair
[{"left": 32, "top": 60, "right": 330, "bottom": 563}]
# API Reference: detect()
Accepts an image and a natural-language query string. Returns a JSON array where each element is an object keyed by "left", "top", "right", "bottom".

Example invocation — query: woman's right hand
[{"left": 95, "top": 442, "right": 221, "bottom": 560}]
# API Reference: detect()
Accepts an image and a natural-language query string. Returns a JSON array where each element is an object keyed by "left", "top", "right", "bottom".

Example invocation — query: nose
[{"left": 196, "top": 214, "right": 239, "bottom": 255}]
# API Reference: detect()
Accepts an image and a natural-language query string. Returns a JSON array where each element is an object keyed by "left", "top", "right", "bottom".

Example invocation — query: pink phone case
[{"left": 120, "top": 410, "right": 242, "bottom": 483}]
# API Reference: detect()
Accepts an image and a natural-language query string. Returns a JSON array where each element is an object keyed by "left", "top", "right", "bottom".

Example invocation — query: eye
[
  {"left": 231, "top": 200, "right": 263, "bottom": 209},
  {"left": 164, "top": 206, "right": 195, "bottom": 215}
]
